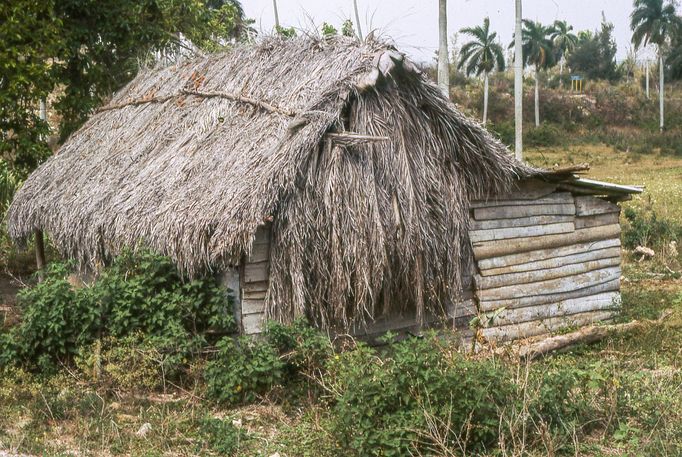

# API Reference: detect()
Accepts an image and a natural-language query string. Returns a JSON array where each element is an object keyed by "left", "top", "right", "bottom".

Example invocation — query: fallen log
[{"left": 518, "top": 309, "right": 673, "bottom": 360}]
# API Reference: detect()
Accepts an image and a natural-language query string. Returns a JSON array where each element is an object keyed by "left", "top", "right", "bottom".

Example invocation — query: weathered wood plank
[
  {"left": 473, "top": 225, "right": 621, "bottom": 260},
  {"left": 246, "top": 242, "right": 269, "bottom": 263},
  {"left": 242, "top": 298, "right": 265, "bottom": 315},
  {"left": 575, "top": 212, "right": 620, "bottom": 229},
  {"left": 475, "top": 257, "right": 620, "bottom": 289},
  {"left": 471, "top": 215, "right": 574, "bottom": 231},
  {"left": 473, "top": 203, "right": 575, "bottom": 221},
  {"left": 477, "top": 266, "right": 621, "bottom": 301},
  {"left": 477, "top": 238, "right": 621, "bottom": 270},
  {"left": 243, "top": 261, "right": 268, "bottom": 283},
  {"left": 471, "top": 191, "right": 572, "bottom": 209},
  {"left": 476, "top": 179, "right": 558, "bottom": 202},
  {"left": 479, "top": 310, "right": 618, "bottom": 342},
  {"left": 242, "top": 280, "right": 268, "bottom": 292},
  {"left": 243, "top": 289, "right": 267, "bottom": 300},
  {"left": 482, "top": 292, "right": 621, "bottom": 327},
  {"left": 478, "top": 278, "right": 620, "bottom": 312},
  {"left": 480, "top": 246, "right": 622, "bottom": 277},
  {"left": 448, "top": 299, "right": 477, "bottom": 319},
  {"left": 242, "top": 313, "right": 265, "bottom": 335},
  {"left": 470, "top": 222, "right": 575, "bottom": 243},
  {"left": 574, "top": 196, "right": 620, "bottom": 216}
]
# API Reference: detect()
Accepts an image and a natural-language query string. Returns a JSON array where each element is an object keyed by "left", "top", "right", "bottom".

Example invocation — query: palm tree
[
  {"left": 519, "top": 20, "right": 556, "bottom": 127},
  {"left": 631, "top": 0, "right": 681, "bottom": 132},
  {"left": 551, "top": 20, "right": 578, "bottom": 87},
  {"left": 438, "top": 0, "right": 450, "bottom": 98},
  {"left": 458, "top": 17, "right": 505, "bottom": 124},
  {"left": 514, "top": 0, "right": 523, "bottom": 160}
]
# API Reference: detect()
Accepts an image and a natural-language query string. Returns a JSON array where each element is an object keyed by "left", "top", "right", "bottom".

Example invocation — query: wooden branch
[
  {"left": 96, "top": 88, "right": 299, "bottom": 117},
  {"left": 518, "top": 309, "right": 673, "bottom": 360},
  {"left": 324, "top": 132, "right": 391, "bottom": 145}
]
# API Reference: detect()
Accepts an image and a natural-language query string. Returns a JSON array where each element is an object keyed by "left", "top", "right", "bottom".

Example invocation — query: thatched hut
[{"left": 7, "top": 37, "right": 641, "bottom": 341}]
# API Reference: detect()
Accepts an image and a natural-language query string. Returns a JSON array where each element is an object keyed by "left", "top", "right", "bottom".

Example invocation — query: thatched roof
[{"left": 8, "top": 37, "right": 536, "bottom": 329}]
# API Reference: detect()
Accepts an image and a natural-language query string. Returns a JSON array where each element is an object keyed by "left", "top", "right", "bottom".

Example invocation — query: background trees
[
  {"left": 567, "top": 19, "right": 620, "bottom": 81},
  {"left": 0, "top": 0, "right": 250, "bottom": 180},
  {"left": 551, "top": 20, "right": 578, "bottom": 85},
  {"left": 520, "top": 20, "right": 556, "bottom": 127},
  {"left": 631, "top": 0, "right": 681, "bottom": 132},
  {"left": 458, "top": 17, "right": 505, "bottom": 124}
]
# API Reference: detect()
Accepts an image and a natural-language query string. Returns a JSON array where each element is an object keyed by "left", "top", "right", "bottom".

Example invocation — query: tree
[
  {"left": 567, "top": 18, "right": 620, "bottom": 81},
  {"left": 551, "top": 20, "right": 578, "bottom": 86},
  {"left": 514, "top": 0, "right": 523, "bottom": 160},
  {"left": 518, "top": 20, "right": 556, "bottom": 127},
  {"left": 438, "top": 0, "right": 450, "bottom": 98},
  {"left": 631, "top": 0, "right": 681, "bottom": 132},
  {"left": 458, "top": 17, "right": 505, "bottom": 124},
  {"left": 0, "top": 0, "right": 250, "bottom": 179}
]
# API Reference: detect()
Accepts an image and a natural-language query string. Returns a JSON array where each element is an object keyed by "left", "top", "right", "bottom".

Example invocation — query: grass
[{"left": 1, "top": 144, "right": 682, "bottom": 456}]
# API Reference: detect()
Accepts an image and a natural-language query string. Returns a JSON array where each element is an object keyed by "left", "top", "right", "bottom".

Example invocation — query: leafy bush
[
  {"left": 205, "top": 319, "right": 333, "bottom": 405},
  {"left": 623, "top": 207, "right": 682, "bottom": 250},
  {"left": 325, "top": 335, "right": 515, "bottom": 456},
  {"left": 1, "top": 251, "right": 235, "bottom": 372},
  {"left": 524, "top": 123, "right": 564, "bottom": 147}
]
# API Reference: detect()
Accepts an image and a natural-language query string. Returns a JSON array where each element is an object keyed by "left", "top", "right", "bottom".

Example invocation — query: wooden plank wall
[
  {"left": 469, "top": 182, "right": 623, "bottom": 342},
  {"left": 240, "top": 224, "right": 271, "bottom": 335}
]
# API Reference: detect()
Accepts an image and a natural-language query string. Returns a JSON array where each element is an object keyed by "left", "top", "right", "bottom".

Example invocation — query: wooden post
[{"left": 34, "top": 229, "right": 46, "bottom": 277}]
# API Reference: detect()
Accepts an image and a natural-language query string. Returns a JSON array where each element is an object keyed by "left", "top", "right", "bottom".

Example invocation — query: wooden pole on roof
[
  {"left": 353, "top": 0, "right": 364, "bottom": 41},
  {"left": 272, "top": 0, "right": 280, "bottom": 30}
]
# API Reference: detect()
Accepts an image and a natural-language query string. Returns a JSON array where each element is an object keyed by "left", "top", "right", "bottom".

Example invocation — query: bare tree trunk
[
  {"left": 272, "top": 0, "right": 280, "bottom": 30},
  {"left": 646, "top": 59, "right": 650, "bottom": 99},
  {"left": 353, "top": 0, "right": 363, "bottom": 41},
  {"left": 437, "top": 0, "right": 450, "bottom": 98},
  {"left": 36, "top": 99, "right": 47, "bottom": 278},
  {"left": 658, "top": 50, "right": 665, "bottom": 133},
  {"left": 483, "top": 72, "right": 489, "bottom": 124},
  {"left": 559, "top": 58, "right": 564, "bottom": 89},
  {"left": 514, "top": 0, "right": 523, "bottom": 160},
  {"left": 534, "top": 65, "right": 540, "bottom": 127}
]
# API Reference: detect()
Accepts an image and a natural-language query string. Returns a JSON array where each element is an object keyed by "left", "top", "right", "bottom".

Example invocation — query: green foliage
[
  {"left": 1, "top": 251, "right": 234, "bottom": 372},
  {"left": 458, "top": 17, "right": 505, "bottom": 76},
  {"left": 623, "top": 206, "right": 682, "bottom": 249},
  {"left": 567, "top": 17, "right": 620, "bottom": 81},
  {"left": 199, "top": 416, "right": 246, "bottom": 455},
  {"left": 326, "top": 335, "right": 515, "bottom": 456},
  {"left": 0, "top": 0, "right": 57, "bottom": 177},
  {"left": 321, "top": 22, "right": 338, "bottom": 37},
  {"left": 0, "top": 0, "right": 251, "bottom": 180},
  {"left": 276, "top": 25, "right": 296, "bottom": 38},
  {"left": 341, "top": 19, "right": 355, "bottom": 37},
  {"left": 524, "top": 123, "right": 563, "bottom": 147},
  {"left": 205, "top": 319, "right": 333, "bottom": 405}
]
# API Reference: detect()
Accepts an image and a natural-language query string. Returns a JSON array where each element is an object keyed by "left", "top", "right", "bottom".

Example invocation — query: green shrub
[
  {"left": 623, "top": 207, "right": 682, "bottom": 250},
  {"left": 205, "top": 336, "right": 285, "bottom": 405},
  {"left": 0, "top": 250, "right": 235, "bottom": 372},
  {"left": 198, "top": 417, "right": 246, "bottom": 455},
  {"left": 204, "top": 319, "right": 333, "bottom": 405},
  {"left": 524, "top": 123, "right": 564, "bottom": 147},
  {"left": 326, "top": 335, "right": 516, "bottom": 456}
]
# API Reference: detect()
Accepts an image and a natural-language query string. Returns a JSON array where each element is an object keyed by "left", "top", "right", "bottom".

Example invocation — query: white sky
[{"left": 244, "top": 0, "right": 656, "bottom": 63}]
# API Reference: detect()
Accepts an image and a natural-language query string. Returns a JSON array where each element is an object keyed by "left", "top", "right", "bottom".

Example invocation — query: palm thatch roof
[{"left": 8, "top": 36, "right": 537, "bottom": 330}]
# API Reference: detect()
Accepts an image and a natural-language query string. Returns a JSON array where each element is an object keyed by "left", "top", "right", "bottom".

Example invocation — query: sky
[{"left": 243, "top": 0, "right": 656, "bottom": 63}]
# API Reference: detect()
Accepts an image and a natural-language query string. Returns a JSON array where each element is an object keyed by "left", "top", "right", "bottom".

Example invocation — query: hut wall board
[
  {"left": 469, "top": 186, "right": 623, "bottom": 343},
  {"left": 240, "top": 225, "right": 271, "bottom": 334}
]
